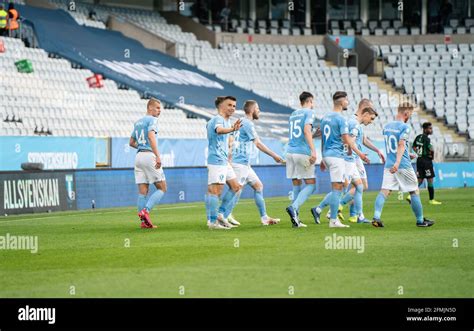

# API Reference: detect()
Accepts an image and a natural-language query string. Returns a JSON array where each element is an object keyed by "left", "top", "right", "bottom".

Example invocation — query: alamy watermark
[
  {"left": 324, "top": 233, "right": 365, "bottom": 253},
  {"left": 0, "top": 233, "right": 38, "bottom": 254}
]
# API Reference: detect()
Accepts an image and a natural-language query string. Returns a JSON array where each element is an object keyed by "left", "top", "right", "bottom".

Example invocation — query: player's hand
[
  {"left": 409, "top": 153, "right": 417, "bottom": 160},
  {"left": 155, "top": 156, "right": 162, "bottom": 169},
  {"left": 309, "top": 152, "right": 317, "bottom": 165},
  {"left": 361, "top": 154, "right": 370, "bottom": 164},
  {"left": 314, "top": 127, "right": 322, "bottom": 137},
  {"left": 320, "top": 161, "right": 326, "bottom": 171},
  {"left": 233, "top": 119, "right": 242, "bottom": 131},
  {"left": 273, "top": 155, "right": 284, "bottom": 163},
  {"left": 377, "top": 150, "right": 386, "bottom": 163},
  {"left": 390, "top": 163, "right": 399, "bottom": 174}
]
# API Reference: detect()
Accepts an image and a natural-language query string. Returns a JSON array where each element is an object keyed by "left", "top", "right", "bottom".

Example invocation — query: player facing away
[
  {"left": 310, "top": 91, "right": 370, "bottom": 228},
  {"left": 285, "top": 92, "right": 317, "bottom": 228},
  {"left": 372, "top": 103, "right": 435, "bottom": 228},
  {"left": 129, "top": 98, "right": 166, "bottom": 229},
  {"left": 205, "top": 96, "right": 242, "bottom": 230},
  {"left": 408, "top": 122, "right": 442, "bottom": 205},
  {"left": 338, "top": 99, "right": 385, "bottom": 223},
  {"left": 219, "top": 100, "right": 284, "bottom": 226},
  {"left": 338, "top": 104, "right": 380, "bottom": 224}
]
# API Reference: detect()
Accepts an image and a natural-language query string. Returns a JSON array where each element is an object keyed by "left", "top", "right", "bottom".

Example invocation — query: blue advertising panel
[
  {"left": 0, "top": 137, "right": 96, "bottom": 171},
  {"left": 111, "top": 138, "right": 286, "bottom": 168},
  {"left": 431, "top": 162, "right": 474, "bottom": 188}
]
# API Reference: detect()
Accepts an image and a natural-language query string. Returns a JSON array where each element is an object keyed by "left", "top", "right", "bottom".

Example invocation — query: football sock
[
  {"left": 329, "top": 189, "right": 342, "bottom": 220},
  {"left": 204, "top": 194, "right": 210, "bottom": 221},
  {"left": 218, "top": 189, "right": 235, "bottom": 215},
  {"left": 292, "top": 185, "right": 301, "bottom": 202},
  {"left": 340, "top": 191, "right": 354, "bottom": 206},
  {"left": 137, "top": 194, "right": 147, "bottom": 212},
  {"left": 428, "top": 182, "right": 434, "bottom": 200},
  {"left": 254, "top": 190, "right": 266, "bottom": 218},
  {"left": 317, "top": 192, "right": 332, "bottom": 210},
  {"left": 145, "top": 189, "right": 164, "bottom": 212},
  {"left": 353, "top": 184, "right": 364, "bottom": 216},
  {"left": 291, "top": 184, "right": 315, "bottom": 211},
  {"left": 224, "top": 190, "right": 241, "bottom": 219},
  {"left": 373, "top": 192, "right": 387, "bottom": 220},
  {"left": 410, "top": 193, "right": 424, "bottom": 224},
  {"left": 209, "top": 194, "right": 219, "bottom": 223}
]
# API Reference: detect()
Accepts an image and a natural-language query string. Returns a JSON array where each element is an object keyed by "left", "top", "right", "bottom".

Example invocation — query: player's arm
[
  {"left": 148, "top": 130, "right": 161, "bottom": 169},
  {"left": 390, "top": 139, "right": 406, "bottom": 173},
  {"left": 129, "top": 136, "right": 138, "bottom": 149},
  {"left": 363, "top": 135, "right": 385, "bottom": 163},
  {"left": 411, "top": 137, "right": 417, "bottom": 153},
  {"left": 228, "top": 134, "right": 234, "bottom": 162},
  {"left": 342, "top": 134, "right": 370, "bottom": 163},
  {"left": 216, "top": 119, "right": 242, "bottom": 135},
  {"left": 304, "top": 123, "right": 317, "bottom": 164},
  {"left": 427, "top": 137, "right": 434, "bottom": 159},
  {"left": 254, "top": 137, "right": 283, "bottom": 163},
  {"left": 320, "top": 135, "right": 326, "bottom": 171}
]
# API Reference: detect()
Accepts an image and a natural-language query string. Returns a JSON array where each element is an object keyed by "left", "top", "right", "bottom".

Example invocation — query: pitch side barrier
[{"left": 1, "top": 163, "right": 473, "bottom": 215}]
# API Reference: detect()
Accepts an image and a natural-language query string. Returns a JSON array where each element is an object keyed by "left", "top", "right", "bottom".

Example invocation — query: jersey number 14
[{"left": 135, "top": 129, "right": 146, "bottom": 145}]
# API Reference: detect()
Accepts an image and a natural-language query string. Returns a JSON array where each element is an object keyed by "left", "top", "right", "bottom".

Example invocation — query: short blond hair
[
  {"left": 147, "top": 98, "right": 161, "bottom": 110},
  {"left": 398, "top": 101, "right": 414, "bottom": 113}
]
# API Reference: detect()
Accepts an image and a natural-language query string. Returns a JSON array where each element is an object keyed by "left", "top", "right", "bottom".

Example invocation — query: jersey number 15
[{"left": 290, "top": 119, "right": 302, "bottom": 139}]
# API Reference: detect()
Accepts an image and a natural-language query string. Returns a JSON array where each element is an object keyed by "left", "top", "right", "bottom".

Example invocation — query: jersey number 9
[{"left": 323, "top": 124, "right": 331, "bottom": 142}]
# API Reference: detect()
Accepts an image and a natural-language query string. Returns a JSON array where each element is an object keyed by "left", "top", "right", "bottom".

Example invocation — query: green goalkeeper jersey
[{"left": 413, "top": 134, "right": 433, "bottom": 159}]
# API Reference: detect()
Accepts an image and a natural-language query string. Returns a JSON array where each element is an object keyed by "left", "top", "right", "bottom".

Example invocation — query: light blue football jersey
[
  {"left": 287, "top": 108, "right": 315, "bottom": 156},
  {"left": 321, "top": 112, "right": 349, "bottom": 158},
  {"left": 344, "top": 116, "right": 363, "bottom": 162},
  {"left": 131, "top": 115, "right": 158, "bottom": 152},
  {"left": 233, "top": 118, "right": 258, "bottom": 165},
  {"left": 207, "top": 115, "right": 231, "bottom": 166},
  {"left": 383, "top": 121, "right": 412, "bottom": 169}
]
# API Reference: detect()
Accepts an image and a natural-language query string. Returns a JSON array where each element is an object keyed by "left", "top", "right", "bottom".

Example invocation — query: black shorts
[{"left": 416, "top": 158, "right": 435, "bottom": 179}]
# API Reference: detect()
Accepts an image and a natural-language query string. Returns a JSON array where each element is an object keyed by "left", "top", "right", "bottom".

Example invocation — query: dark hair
[
  {"left": 422, "top": 122, "right": 432, "bottom": 130},
  {"left": 361, "top": 107, "right": 378, "bottom": 117},
  {"left": 223, "top": 96, "right": 237, "bottom": 102},
  {"left": 299, "top": 91, "right": 314, "bottom": 105},
  {"left": 215, "top": 96, "right": 225, "bottom": 108},
  {"left": 333, "top": 91, "right": 347, "bottom": 102}
]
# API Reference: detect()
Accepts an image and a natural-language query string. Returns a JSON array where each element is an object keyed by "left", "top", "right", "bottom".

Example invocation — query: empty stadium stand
[
  {"left": 380, "top": 43, "right": 474, "bottom": 139},
  {"left": 0, "top": 37, "right": 208, "bottom": 138}
]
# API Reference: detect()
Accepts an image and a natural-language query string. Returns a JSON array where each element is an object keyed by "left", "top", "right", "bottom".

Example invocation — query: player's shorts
[
  {"left": 323, "top": 156, "right": 345, "bottom": 183},
  {"left": 207, "top": 163, "right": 237, "bottom": 185},
  {"left": 134, "top": 151, "right": 166, "bottom": 184},
  {"left": 344, "top": 160, "right": 361, "bottom": 183},
  {"left": 381, "top": 167, "right": 418, "bottom": 192},
  {"left": 355, "top": 157, "right": 367, "bottom": 180},
  {"left": 232, "top": 163, "right": 259, "bottom": 186},
  {"left": 286, "top": 153, "right": 316, "bottom": 179},
  {"left": 416, "top": 158, "right": 435, "bottom": 179}
]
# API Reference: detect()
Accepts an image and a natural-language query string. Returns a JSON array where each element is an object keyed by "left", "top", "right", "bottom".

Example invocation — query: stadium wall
[{"left": 2, "top": 162, "right": 473, "bottom": 214}]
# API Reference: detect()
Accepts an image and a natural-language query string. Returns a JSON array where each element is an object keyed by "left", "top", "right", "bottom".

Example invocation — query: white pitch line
[
  {"left": 0, "top": 205, "right": 202, "bottom": 224},
  {"left": 0, "top": 197, "right": 292, "bottom": 225}
]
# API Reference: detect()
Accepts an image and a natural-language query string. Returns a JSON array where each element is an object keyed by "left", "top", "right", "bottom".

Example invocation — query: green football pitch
[{"left": 0, "top": 188, "right": 472, "bottom": 298}]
